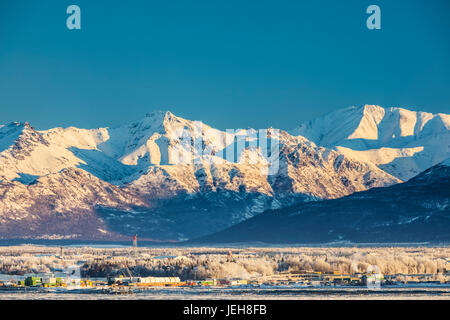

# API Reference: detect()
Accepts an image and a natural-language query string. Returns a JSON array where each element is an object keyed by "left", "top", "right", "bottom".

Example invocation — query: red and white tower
[{"left": 133, "top": 234, "right": 137, "bottom": 248}]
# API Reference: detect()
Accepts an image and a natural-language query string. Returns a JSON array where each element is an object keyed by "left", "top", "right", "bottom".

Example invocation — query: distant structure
[
  {"left": 132, "top": 234, "right": 138, "bottom": 257},
  {"left": 60, "top": 247, "right": 64, "bottom": 259}
]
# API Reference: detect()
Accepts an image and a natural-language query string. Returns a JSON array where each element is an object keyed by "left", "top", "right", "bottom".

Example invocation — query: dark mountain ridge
[{"left": 193, "top": 160, "right": 450, "bottom": 244}]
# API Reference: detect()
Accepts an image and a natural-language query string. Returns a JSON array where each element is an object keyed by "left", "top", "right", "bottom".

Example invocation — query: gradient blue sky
[{"left": 1, "top": 0, "right": 449, "bottom": 130}]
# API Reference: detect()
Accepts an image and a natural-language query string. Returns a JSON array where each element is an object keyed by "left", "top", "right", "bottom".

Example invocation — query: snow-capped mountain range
[
  {"left": 293, "top": 105, "right": 450, "bottom": 180},
  {"left": 0, "top": 105, "right": 448, "bottom": 241}
]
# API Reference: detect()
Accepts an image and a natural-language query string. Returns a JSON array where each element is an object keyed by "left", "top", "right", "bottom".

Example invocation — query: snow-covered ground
[{"left": 1, "top": 285, "right": 449, "bottom": 300}]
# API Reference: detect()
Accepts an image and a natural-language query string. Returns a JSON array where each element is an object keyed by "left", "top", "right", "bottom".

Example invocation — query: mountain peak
[
  {"left": 146, "top": 109, "right": 170, "bottom": 116},
  {"left": 0, "top": 121, "right": 36, "bottom": 144},
  {"left": 140, "top": 110, "right": 187, "bottom": 129},
  {"left": 144, "top": 110, "right": 177, "bottom": 120},
  {"left": 362, "top": 104, "right": 384, "bottom": 114}
]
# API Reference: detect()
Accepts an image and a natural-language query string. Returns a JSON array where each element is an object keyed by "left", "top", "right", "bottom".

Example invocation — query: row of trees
[{"left": 0, "top": 245, "right": 448, "bottom": 279}]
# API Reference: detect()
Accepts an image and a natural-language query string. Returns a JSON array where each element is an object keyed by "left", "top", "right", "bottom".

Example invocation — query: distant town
[{"left": 0, "top": 243, "right": 449, "bottom": 296}]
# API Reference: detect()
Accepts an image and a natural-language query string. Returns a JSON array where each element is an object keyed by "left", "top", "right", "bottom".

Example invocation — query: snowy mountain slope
[
  {"left": 0, "top": 168, "right": 148, "bottom": 240},
  {"left": 267, "top": 130, "right": 398, "bottom": 200},
  {"left": 195, "top": 158, "right": 450, "bottom": 244},
  {"left": 0, "top": 122, "right": 116, "bottom": 184},
  {"left": 293, "top": 105, "right": 450, "bottom": 180},
  {"left": 110, "top": 110, "right": 231, "bottom": 167}
]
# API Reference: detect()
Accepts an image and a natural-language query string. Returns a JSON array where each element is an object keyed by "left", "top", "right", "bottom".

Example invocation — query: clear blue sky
[{"left": 1, "top": 0, "right": 449, "bottom": 130}]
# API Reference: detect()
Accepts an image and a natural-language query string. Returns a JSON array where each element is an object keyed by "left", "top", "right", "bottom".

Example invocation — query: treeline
[{"left": 0, "top": 246, "right": 448, "bottom": 279}]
